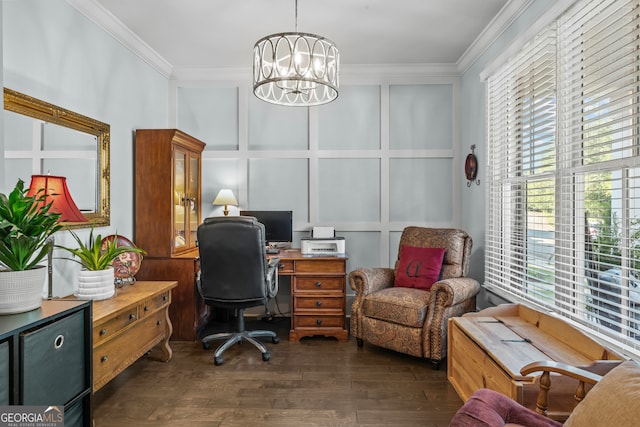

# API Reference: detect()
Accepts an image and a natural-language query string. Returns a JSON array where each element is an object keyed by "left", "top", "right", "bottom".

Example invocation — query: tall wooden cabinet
[{"left": 134, "top": 129, "right": 208, "bottom": 341}]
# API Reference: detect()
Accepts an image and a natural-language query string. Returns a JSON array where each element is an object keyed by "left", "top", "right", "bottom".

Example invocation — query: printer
[{"left": 301, "top": 227, "right": 346, "bottom": 255}]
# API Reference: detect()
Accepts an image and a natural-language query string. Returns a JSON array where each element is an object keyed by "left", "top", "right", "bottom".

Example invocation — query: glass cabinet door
[
  {"left": 173, "top": 149, "right": 187, "bottom": 251},
  {"left": 187, "top": 153, "right": 200, "bottom": 249}
]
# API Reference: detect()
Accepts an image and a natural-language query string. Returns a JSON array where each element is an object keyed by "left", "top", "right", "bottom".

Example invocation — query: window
[{"left": 486, "top": 0, "right": 640, "bottom": 357}]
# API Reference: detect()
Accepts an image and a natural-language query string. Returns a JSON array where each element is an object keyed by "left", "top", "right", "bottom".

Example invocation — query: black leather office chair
[{"left": 196, "top": 216, "right": 280, "bottom": 365}]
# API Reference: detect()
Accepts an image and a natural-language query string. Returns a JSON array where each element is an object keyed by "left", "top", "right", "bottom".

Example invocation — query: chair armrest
[
  {"left": 429, "top": 277, "right": 481, "bottom": 307},
  {"left": 520, "top": 360, "right": 613, "bottom": 420},
  {"left": 348, "top": 267, "right": 395, "bottom": 297},
  {"left": 267, "top": 257, "right": 281, "bottom": 270},
  {"left": 266, "top": 257, "right": 280, "bottom": 298},
  {"left": 521, "top": 360, "right": 604, "bottom": 384}
]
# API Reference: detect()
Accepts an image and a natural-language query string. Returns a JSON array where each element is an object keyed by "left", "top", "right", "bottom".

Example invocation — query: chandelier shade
[{"left": 253, "top": 4, "right": 339, "bottom": 107}]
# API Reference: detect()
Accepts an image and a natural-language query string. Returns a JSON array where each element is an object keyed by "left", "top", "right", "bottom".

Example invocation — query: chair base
[{"left": 201, "top": 312, "right": 279, "bottom": 365}]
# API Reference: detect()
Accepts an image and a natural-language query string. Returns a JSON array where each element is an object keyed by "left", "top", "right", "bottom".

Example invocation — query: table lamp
[
  {"left": 213, "top": 189, "right": 238, "bottom": 216},
  {"left": 26, "top": 174, "right": 87, "bottom": 298}
]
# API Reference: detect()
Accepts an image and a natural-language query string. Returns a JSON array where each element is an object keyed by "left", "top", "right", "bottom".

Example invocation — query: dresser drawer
[
  {"left": 294, "top": 276, "right": 344, "bottom": 292},
  {"left": 141, "top": 291, "right": 171, "bottom": 317},
  {"left": 21, "top": 310, "right": 86, "bottom": 405},
  {"left": 293, "top": 315, "right": 345, "bottom": 329},
  {"left": 93, "top": 306, "right": 139, "bottom": 345},
  {"left": 94, "top": 310, "right": 167, "bottom": 388},
  {"left": 294, "top": 296, "right": 344, "bottom": 311}
]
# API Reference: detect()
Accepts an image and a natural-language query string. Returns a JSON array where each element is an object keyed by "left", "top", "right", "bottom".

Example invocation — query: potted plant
[
  {"left": 0, "top": 179, "right": 63, "bottom": 314},
  {"left": 56, "top": 227, "right": 146, "bottom": 300}
]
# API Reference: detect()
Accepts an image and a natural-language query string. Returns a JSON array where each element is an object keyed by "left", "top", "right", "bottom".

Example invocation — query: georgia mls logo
[{"left": 0, "top": 405, "right": 64, "bottom": 427}]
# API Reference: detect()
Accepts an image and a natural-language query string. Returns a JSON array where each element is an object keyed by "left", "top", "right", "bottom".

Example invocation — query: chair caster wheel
[
  {"left": 202, "top": 341, "right": 211, "bottom": 350},
  {"left": 214, "top": 356, "right": 223, "bottom": 366},
  {"left": 262, "top": 352, "right": 271, "bottom": 362},
  {"left": 272, "top": 336, "right": 280, "bottom": 344}
]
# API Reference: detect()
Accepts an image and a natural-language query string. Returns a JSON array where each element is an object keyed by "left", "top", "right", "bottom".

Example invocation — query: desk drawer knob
[
  {"left": 99, "top": 328, "right": 107, "bottom": 336},
  {"left": 316, "top": 301, "right": 322, "bottom": 307},
  {"left": 129, "top": 314, "right": 136, "bottom": 320},
  {"left": 315, "top": 281, "right": 322, "bottom": 287},
  {"left": 101, "top": 356, "right": 108, "bottom": 363},
  {"left": 157, "top": 320, "right": 162, "bottom": 326},
  {"left": 163, "top": 295, "right": 168, "bottom": 301},
  {"left": 279, "top": 263, "right": 285, "bottom": 269},
  {"left": 144, "top": 306, "right": 150, "bottom": 312},
  {"left": 316, "top": 319, "right": 322, "bottom": 325}
]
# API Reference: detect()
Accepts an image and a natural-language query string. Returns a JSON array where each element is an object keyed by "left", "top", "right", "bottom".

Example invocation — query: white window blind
[{"left": 486, "top": 0, "right": 640, "bottom": 357}]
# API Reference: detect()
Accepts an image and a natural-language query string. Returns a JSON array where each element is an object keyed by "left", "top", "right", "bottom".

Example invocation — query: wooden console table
[
  {"left": 275, "top": 249, "right": 348, "bottom": 342},
  {"left": 71, "top": 280, "right": 178, "bottom": 391},
  {"left": 448, "top": 304, "right": 622, "bottom": 412}
]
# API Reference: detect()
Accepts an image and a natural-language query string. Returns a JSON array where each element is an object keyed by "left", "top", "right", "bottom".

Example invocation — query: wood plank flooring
[{"left": 92, "top": 318, "right": 463, "bottom": 426}]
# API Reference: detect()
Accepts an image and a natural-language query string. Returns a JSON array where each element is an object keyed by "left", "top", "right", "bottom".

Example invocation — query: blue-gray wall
[
  {"left": 1, "top": 0, "right": 169, "bottom": 296},
  {"left": 1, "top": 0, "right": 569, "bottom": 304}
]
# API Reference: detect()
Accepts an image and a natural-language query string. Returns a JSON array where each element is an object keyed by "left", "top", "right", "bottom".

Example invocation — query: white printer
[{"left": 301, "top": 227, "right": 346, "bottom": 255}]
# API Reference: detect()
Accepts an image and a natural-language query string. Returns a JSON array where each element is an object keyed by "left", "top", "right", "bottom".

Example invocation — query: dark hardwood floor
[{"left": 93, "top": 317, "right": 463, "bottom": 426}]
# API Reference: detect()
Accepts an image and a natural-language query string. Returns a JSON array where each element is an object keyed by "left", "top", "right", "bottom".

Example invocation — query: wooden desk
[
  {"left": 78, "top": 281, "right": 178, "bottom": 391},
  {"left": 275, "top": 249, "right": 348, "bottom": 342},
  {"left": 448, "top": 304, "right": 622, "bottom": 412}
]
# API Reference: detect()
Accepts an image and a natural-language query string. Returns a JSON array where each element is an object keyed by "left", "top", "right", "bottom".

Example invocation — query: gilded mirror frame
[{"left": 3, "top": 87, "right": 110, "bottom": 228}]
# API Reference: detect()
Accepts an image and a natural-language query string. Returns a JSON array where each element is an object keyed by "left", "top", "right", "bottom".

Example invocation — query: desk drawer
[
  {"left": 141, "top": 291, "right": 171, "bottom": 317},
  {"left": 294, "top": 296, "right": 344, "bottom": 311},
  {"left": 293, "top": 314, "right": 345, "bottom": 329},
  {"left": 93, "top": 306, "right": 139, "bottom": 345},
  {"left": 294, "top": 277, "right": 344, "bottom": 292},
  {"left": 295, "top": 260, "right": 345, "bottom": 274},
  {"left": 277, "top": 260, "right": 294, "bottom": 274},
  {"left": 94, "top": 310, "right": 167, "bottom": 388}
]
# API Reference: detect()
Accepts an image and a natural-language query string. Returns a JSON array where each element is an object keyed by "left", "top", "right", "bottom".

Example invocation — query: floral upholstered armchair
[{"left": 349, "top": 227, "right": 481, "bottom": 369}]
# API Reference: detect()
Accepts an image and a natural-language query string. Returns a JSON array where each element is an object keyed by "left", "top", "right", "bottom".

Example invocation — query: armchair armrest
[
  {"left": 429, "top": 277, "right": 481, "bottom": 307},
  {"left": 348, "top": 267, "right": 395, "bottom": 297},
  {"left": 520, "top": 360, "right": 619, "bottom": 420}
]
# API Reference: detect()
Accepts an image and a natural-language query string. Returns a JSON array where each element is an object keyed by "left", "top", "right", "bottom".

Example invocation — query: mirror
[{"left": 3, "top": 87, "right": 110, "bottom": 228}]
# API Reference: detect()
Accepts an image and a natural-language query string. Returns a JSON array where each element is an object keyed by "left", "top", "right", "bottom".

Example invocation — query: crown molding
[
  {"left": 65, "top": 0, "right": 172, "bottom": 78},
  {"left": 456, "top": 0, "right": 534, "bottom": 74},
  {"left": 479, "top": 0, "right": 576, "bottom": 81},
  {"left": 66, "top": 0, "right": 537, "bottom": 82}
]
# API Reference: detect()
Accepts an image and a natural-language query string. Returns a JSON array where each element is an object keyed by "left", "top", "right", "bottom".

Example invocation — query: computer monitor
[{"left": 240, "top": 210, "right": 293, "bottom": 245}]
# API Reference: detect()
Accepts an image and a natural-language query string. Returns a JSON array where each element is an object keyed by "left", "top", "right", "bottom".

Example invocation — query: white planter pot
[
  {"left": 76, "top": 268, "right": 115, "bottom": 300},
  {"left": 0, "top": 266, "right": 46, "bottom": 315}
]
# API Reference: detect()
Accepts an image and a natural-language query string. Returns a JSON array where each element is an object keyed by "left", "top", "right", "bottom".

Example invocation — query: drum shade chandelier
[{"left": 253, "top": 0, "right": 339, "bottom": 107}]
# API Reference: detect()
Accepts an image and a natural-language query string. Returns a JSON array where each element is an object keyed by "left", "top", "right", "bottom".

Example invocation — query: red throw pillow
[{"left": 394, "top": 245, "right": 446, "bottom": 290}]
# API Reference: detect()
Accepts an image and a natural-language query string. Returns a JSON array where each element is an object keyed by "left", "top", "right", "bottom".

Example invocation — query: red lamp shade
[{"left": 26, "top": 175, "right": 88, "bottom": 222}]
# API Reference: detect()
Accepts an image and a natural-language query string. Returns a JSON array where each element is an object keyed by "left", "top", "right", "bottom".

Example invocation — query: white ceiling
[{"left": 84, "top": 0, "right": 516, "bottom": 73}]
